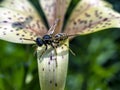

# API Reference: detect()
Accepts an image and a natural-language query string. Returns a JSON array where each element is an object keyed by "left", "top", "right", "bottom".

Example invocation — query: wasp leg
[
  {"left": 64, "top": 44, "right": 76, "bottom": 56},
  {"left": 32, "top": 45, "right": 38, "bottom": 56},
  {"left": 38, "top": 44, "right": 48, "bottom": 63},
  {"left": 51, "top": 43, "right": 58, "bottom": 67}
]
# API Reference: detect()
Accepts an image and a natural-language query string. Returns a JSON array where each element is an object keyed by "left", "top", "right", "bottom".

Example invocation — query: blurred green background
[{"left": 0, "top": 0, "right": 120, "bottom": 90}]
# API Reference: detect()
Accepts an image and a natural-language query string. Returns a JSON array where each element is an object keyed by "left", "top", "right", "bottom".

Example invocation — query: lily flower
[{"left": 0, "top": 0, "right": 120, "bottom": 90}]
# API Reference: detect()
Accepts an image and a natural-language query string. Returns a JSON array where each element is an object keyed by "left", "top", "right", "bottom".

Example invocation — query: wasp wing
[
  {"left": 47, "top": 18, "right": 60, "bottom": 35},
  {"left": 39, "top": 0, "right": 71, "bottom": 34}
]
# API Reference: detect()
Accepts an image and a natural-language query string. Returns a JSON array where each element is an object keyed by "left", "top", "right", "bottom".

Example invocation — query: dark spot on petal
[
  {"left": 103, "top": 18, "right": 108, "bottom": 21},
  {"left": 95, "top": 10, "right": 99, "bottom": 17},
  {"left": 99, "top": 12, "right": 102, "bottom": 14},
  {"left": 22, "top": 6, "right": 25, "bottom": 10},
  {"left": 17, "top": 13, "right": 20, "bottom": 15},
  {"left": 16, "top": 33, "right": 19, "bottom": 36},
  {"left": 26, "top": 16, "right": 33, "bottom": 21},
  {"left": 50, "top": 80, "right": 52, "bottom": 84},
  {"left": 8, "top": 11, "right": 11, "bottom": 14},
  {"left": 19, "top": 17, "right": 24, "bottom": 20},
  {"left": 53, "top": 69, "right": 55, "bottom": 72},
  {"left": 3, "top": 31, "right": 6, "bottom": 35},
  {"left": 19, "top": 38, "right": 22, "bottom": 40},
  {"left": 32, "top": 24, "right": 36, "bottom": 27},
  {"left": 10, "top": 1, "right": 14, "bottom": 4},
  {"left": 102, "top": 25, "right": 106, "bottom": 27},
  {"left": 107, "top": 23, "right": 111, "bottom": 25},
  {"left": 10, "top": 30, "right": 13, "bottom": 32},
  {"left": 23, "top": 31, "right": 27, "bottom": 33},
  {"left": 79, "top": 20, "right": 87, "bottom": 24},
  {"left": 42, "top": 26, "right": 45, "bottom": 30},
  {"left": 54, "top": 58, "right": 57, "bottom": 61},
  {"left": 13, "top": 15, "right": 16, "bottom": 17},
  {"left": 48, "top": 61, "right": 50, "bottom": 65},
  {"left": 95, "top": 26, "right": 99, "bottom": 29},
  {"left": 116, "top": 17, "right": 120, "bottom": 19},
  {"left": 4, "top": 28, "right": 7, "bottom": 30},
  {"left": 22, "top": 34, "right": 25, "bottom": 37},
  {"left": 3, "top": 13, "right": 6, "bottom": 15},
  {"left": 73, "top": 21, "right": 77, "bottom": 25},
  {"left": 3, "top": 21, "right": 8, "bottom": 23},
  {"left": 16, "top": 29, "right": 19, "bottom": 31},
  {"left": 30, "top": 37, "right": 34, "bottom": 40},
  {"left": 42, "top": 68, "right": 44, "bottom": 71},
  {"left": 55, "top": 83, "right": 57, "bottom": 87},
  {"left": 8, "top": 17, "right": 12, "bottom": 20},
  {"left": 85, "top": 13, "right": 91, "bottom": 17},
  {"left": 78, "top": 19, "right": 81, "bottom": 22},
  {"left": 29, "top": 8, "right": 32, "bottom": 12},
  {"left": 55, "top": 46, "right": 58, "bottom": 48},
  {"left": 62, "top": 55, "right": 64, "bottom": 59},
  {"left": 30, "top": 32, "right": 33, "bottom": 36},
  {"left": 12, "top": 22, "right": 25, "bottom": 29},
  {"left": 99, "top": 16, "right": 102, "bottom": 19},
  {"left": 50, "top": 55, "right": 52, "bottom": 60}
]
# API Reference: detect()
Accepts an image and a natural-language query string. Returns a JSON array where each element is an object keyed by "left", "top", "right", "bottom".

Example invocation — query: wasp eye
[{"left": 36, "top": 37, "right": 43, "bottom": 46}]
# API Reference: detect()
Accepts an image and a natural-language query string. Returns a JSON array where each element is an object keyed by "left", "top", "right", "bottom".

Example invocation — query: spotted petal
[
  {"left": 39, "top": 0, "right": 71, "bottom": 33},
  {"left": 37, "top": 39, "right": 69, "bottom": 90},
  {"left": 0, "top": 0, "right": 47, "bottom": 44},
  {"left": 64, "top": 0, "right": 120, "bottom": 36}
]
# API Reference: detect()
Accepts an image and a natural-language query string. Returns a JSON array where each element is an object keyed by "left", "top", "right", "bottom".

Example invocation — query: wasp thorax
[{"left": 43, "top": 35, "right": 52, "bottom": 44}]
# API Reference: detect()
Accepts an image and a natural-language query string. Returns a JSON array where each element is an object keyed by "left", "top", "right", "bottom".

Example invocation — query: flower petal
[
  {"left": 64, "top": 0, "right": 120, "bottom": 36},
  {"left": 37, "top": 40, "right": 69, "bottom": 90},
  {"left": 40, "top": 0, "right": 71, "bottom": 33},
  {"left": 0, "top": 0, "right": 47, "bottom": 44}
]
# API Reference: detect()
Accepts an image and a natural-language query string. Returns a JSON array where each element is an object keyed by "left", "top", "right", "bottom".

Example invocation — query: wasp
[{"left": 23, "top": 19, "right": 75, "bottom": 67}]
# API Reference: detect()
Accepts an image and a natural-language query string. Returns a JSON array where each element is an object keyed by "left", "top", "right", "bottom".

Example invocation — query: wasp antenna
[
  {"left": 22, "top": 38, "right": 36, "bottom": 42},
  {"left": 32, "top": 44, "right": 37, "bottom": 48},
  {"left": 67, "top": 34, "right": 79, "bottom": 37},
  {"left": 64, "top": 44, "right": 76, "bottom": 56}
]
